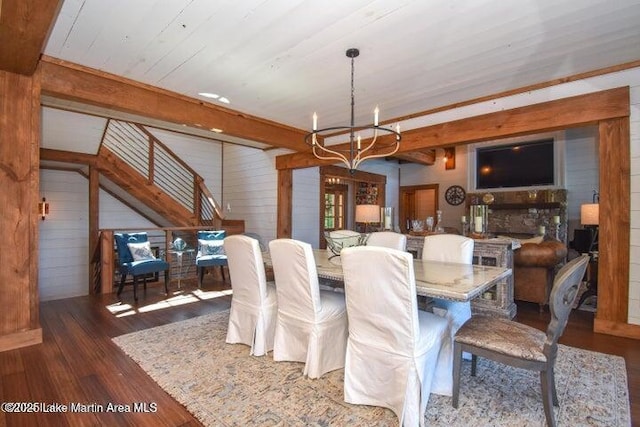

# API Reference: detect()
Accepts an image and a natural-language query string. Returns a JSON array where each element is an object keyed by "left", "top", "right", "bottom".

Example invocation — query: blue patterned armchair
[
  {"left": 196, "top": 230, "right": 228, "bottom": 287},
  {"left": 114, "top": 232, "right": 170, "bottom": 301}
]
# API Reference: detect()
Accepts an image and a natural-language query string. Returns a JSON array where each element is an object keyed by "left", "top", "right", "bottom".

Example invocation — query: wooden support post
[{"left": 100, "top": 231, "right": 114, "bottom": 294}]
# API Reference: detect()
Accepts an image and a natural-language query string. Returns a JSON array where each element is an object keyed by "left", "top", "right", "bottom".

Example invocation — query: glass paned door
[{"left": 324, "top": 188, "right": 346, "bottom": 231}]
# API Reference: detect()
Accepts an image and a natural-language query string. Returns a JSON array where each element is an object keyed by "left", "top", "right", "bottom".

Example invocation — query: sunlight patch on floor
[{"left": 105, "top": 288, "right": 233, "bottom": 317}]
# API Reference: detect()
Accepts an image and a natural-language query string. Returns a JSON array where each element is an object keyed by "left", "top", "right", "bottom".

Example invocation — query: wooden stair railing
[{"left": 100, "top": 119, "right": 224, "bottom": 226}]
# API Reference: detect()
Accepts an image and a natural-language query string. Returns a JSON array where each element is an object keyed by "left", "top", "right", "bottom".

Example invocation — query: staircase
[{"left": 99, "top": 119, "right": 223, "bottom": 227}]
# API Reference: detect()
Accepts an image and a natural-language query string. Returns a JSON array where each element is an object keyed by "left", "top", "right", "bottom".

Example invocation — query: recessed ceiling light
[
  {"left": 198, "top": 92, "right": 219, "bottom": 99},
  {"left": 198, "top": 93, "right": 231, "bottom": 104}
]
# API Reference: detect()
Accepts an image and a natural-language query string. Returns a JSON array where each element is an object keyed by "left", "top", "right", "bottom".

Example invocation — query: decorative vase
[
  {"left": 435, "top": 210, "right": 445, "bottom": 233},
  {"left": 173, "top": 237, "right": 187, "bottom": 251}
]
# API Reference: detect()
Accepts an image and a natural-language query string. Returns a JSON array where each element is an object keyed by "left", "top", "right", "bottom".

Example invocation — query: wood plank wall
[{"left": 0, "top": 70, "right": 43, "bottom": 351}]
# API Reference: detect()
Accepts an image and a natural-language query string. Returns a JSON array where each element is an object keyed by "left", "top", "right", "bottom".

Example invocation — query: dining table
[{"left": 263, "top": 248, "right": 512, "bottom": 302}]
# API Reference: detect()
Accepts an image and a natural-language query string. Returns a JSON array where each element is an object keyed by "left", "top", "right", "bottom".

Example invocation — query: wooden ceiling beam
[
  {"left": 40, "top": 148, "right": 99, "bottom": 166},
  {"left": 38, "top": 56, "right": 309, "bottom": 151},
  {"left": 392, "top": 149, "right": 436, "bottom": 165},
  {"left": 0, "top": 0, "right": 62, "bottom": 75},
  {"left": 276, "top": 87, "right": 629, "bottom": 170}
]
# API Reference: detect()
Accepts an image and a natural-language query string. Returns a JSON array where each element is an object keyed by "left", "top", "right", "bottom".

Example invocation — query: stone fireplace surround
[{"left": 467, "top": 189, "right": 568, "bottom": 244}]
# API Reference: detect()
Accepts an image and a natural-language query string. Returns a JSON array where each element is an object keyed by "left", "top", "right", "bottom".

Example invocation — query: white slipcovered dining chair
[
  {"left": 341, "top": 246, "right": 450, "bottom": 426},
  {"left": 366, "top": 231, "right": 407, "bottom": 251},
  {"left": 268, "top": 238, "right": 348, "bottom": 378},
  {"left": 452, "top": 255, "right": 589, "bottom": 427},
  {"left": 421, "top": 233, "right": 474, "bottom": 395},
  {"left": 224, "top": 234, "right": 277, "bottom": 356}
]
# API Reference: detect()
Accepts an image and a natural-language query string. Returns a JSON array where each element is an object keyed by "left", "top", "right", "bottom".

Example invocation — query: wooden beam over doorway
[{"left": 276, "top": 87, "right": 629, "bottom": 170}]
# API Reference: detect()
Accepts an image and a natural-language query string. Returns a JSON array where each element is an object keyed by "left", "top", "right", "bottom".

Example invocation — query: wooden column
[
  {"left": 594, "top": 117, "right": 634, "bottom": 337},
  {"left": 100, "top": 231, "right": 115, "bottom": 294},
  {"left": 277, "top": 169, "right": 292, "bottom": 238},
  {"left": 0, "top": 70, "right": 42, "bottom": 351},
  {"left": 88, "top": 165, "right": 99, "bottom": 293}
]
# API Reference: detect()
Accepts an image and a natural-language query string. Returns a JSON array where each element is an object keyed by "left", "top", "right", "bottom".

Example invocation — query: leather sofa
[{"left": 513, "top": 239, "right": 568, "bottom": 311}]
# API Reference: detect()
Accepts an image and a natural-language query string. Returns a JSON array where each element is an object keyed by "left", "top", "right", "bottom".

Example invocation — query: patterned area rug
[{"left": 113, "top": 310, "right": 630, "bottom": 426}]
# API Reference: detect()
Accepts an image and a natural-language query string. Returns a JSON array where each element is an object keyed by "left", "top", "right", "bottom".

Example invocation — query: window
[{"left": 324, "top": 190, "right": 345, "bottom": 230}]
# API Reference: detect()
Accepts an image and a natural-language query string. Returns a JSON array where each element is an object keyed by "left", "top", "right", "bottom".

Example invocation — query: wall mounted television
[{"left": 476, "top": 139, "right": 554, "bottom": 189}]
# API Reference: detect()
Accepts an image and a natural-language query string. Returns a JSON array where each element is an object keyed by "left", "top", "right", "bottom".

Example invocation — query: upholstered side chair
[
  {"left": 268, "top": 238, "right": 348, "bottom": 379},
  {"left": 366, "top": 231, "right": 407, "bottom": 251},
  {"left": 114, "top": 232, "right": 170, "bottom": 301},
  {"left": 452, "top": 254, "right": 589, "bottom": 427},
  {"left": 341, "top": 246, "right": 450, "bottom": 426},
  {"left": 224, "top": 234, "right": 277, "bottom": 356},
  {"left": 421, "top": 233, "right": 474, "bottom": 395},
  {"left": 195, "top": 230, "right": 228, "bottom": 287}
]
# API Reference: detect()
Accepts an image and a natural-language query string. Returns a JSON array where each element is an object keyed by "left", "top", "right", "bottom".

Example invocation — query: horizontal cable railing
[
  {"left": 199, "top": 181, "right": 224, "bottom": 225},
  {"left": 101, "top": 119, "right": 223, "bottom": 223}
]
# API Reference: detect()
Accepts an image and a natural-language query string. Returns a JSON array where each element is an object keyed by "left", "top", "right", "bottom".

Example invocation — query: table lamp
[
  {"left": 580, "top": 195, "right": 599, "bottom": 252},
  {"left": 355, "top": 204, "right": 380, "bottom": 232}
]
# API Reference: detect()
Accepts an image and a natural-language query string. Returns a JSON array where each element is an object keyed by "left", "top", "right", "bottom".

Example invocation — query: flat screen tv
[{"left": 476, "top": 139, "right": 554, "bottom": 189}]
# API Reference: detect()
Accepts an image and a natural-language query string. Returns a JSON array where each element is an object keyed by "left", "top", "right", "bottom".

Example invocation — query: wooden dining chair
[
  {"left": 224, "top": 234, "right": 277, "bottom": 356},
  {"left": 452, "top": 254, "right": 589, "bottom": 427},
  {"left": 268, "top": 238, "right": 348, "bottom": 379}
]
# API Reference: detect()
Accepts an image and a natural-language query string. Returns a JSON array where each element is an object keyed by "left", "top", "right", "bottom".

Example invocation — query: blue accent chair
[
  {"left": 196, "top": 230, "right": 228, "bottom": 287},
  {"left": 114, "top": 232, "right": 170, "bottom": 301}
]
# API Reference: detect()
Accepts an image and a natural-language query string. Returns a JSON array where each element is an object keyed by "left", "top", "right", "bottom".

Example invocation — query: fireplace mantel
[{"left": 466, "top": 189, "right": 568, "bottom": 243}]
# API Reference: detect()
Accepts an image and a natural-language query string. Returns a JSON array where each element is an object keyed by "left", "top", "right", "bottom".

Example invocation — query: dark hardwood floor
[{"left": 1, "top": 280, "right": 638, "bottom": 426}]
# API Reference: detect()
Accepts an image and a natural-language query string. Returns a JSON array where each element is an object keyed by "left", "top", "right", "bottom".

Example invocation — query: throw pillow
[
  {"left": 198, "top": 239, "right": 225, "bottom": 257},
  {"left": 127, "top": 241, "right": 156, "bottom": 261}
]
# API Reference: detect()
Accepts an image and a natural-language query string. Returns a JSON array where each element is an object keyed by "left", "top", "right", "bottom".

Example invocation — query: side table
[{"left": 168, "top": 249, "right": 195, "bottom": 289}]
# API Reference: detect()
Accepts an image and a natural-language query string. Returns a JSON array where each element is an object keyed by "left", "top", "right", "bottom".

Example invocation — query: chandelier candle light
[{"left": 305, "top": 48, "right": 401, "bottom": 173}]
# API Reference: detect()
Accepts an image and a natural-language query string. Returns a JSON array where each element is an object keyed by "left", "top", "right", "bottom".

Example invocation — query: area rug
[{"left": 113, "top": 310, "right": 630, "bottom": 426}]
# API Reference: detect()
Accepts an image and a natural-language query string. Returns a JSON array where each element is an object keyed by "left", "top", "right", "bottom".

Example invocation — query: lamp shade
[
  {"left": 580, "top": 203, "right": 599, "bottom": 225},
  {"left": 355, "top": 204, "right": 380, "bottom": 223}
]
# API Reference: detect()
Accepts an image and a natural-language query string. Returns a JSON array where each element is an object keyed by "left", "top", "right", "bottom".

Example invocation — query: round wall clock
[{"left": 445, "top": 185, "right": 466, "bottom": 206}]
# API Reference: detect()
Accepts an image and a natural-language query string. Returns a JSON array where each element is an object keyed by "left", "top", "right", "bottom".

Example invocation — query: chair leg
[
  {"left": 540, "top": 369, "right": 557, "bottom": 427},
  {"left": 164, "top": 270, "right": 169, "bottom": 295},
  {"left": 471, "top": 354, "right": 478, "bottom": 376},
  {"left": 117, "top": 274, "right": 127, "bottom": 296},
  {"left": 219, "top": 266, "right": 225, "bottom": 281},
  {"left": 132, "top": 276, "right": 139, "bottom": 301},
  {"left": 452, "top": 342, "right": 463, "bottom": 408},
  {"left": 550, "top": 365, "right": 558, "bottom": 406},
  {"left": 198, "top": 267, "right": 205, "bottom": 288}
]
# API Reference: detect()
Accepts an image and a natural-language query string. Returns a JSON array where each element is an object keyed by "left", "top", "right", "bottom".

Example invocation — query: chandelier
[{"left": 305, "top": 48, "right": 401, "bottom": 173}]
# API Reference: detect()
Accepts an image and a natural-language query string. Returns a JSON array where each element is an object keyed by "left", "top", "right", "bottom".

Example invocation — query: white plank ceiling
[{"left": 43, "top": 0, "right": 640, "bottom": 148}]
